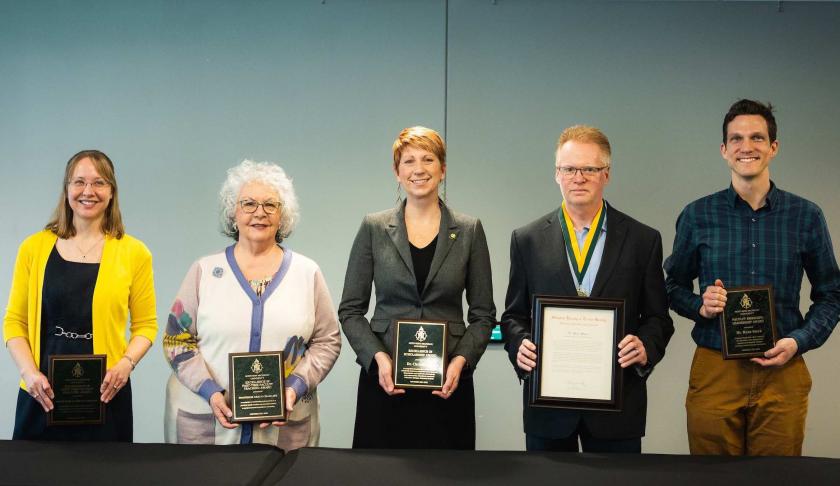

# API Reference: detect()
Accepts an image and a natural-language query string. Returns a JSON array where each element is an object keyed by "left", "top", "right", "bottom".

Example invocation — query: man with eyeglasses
[
  {"left": 501, "top": 125, "right": 673, "bottom": 452},
  {"left": 664, "top": 99, "right": 840, "bottom": 456}
]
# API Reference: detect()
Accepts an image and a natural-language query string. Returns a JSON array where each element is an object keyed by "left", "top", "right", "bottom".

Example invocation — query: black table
[
  {"left": 3, "top": 441, "right": 839, "bottom": 485},
  {"left": 1, "top": 440, "right": 281, "bottom": 486},
  {"left": 277, "top": 447, "right": 840, "bottom": 485}
]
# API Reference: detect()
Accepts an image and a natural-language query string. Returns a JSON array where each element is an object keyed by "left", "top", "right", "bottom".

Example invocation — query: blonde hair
[
  {"left": 392, "top": 126, "right": 446, "bottom": 171},
  {"left": 45, "top": 150, "right": 124, "bottom": 239},
  {"left": 556, "top": 125, "right": 612, "bottom": 166}
]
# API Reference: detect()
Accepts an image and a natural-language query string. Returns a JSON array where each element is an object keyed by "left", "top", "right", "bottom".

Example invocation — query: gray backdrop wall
[{"left": 2, "top": 0, "right": 839, "bottom": 456}]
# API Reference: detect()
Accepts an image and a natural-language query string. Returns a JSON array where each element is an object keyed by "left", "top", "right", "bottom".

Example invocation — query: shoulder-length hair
[{"left": 45, "top": 150, "right": 125, "bottom": 239}]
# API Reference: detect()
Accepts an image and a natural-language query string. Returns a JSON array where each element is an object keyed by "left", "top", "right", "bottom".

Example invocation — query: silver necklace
[{"left": 74, "top": 237, "right": 104, "bottom": 260}]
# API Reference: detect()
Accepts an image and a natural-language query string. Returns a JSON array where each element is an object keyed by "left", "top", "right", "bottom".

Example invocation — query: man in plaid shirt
[{"left": 664, "top": 99, "right": 840, "bottom": 456}]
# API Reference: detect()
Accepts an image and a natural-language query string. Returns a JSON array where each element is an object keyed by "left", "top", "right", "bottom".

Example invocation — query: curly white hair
[{"left": 219, "top": 160, "right": 300, "bottom": 243}]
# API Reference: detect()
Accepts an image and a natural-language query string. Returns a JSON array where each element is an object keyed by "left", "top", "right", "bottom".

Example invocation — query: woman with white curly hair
[{"left": 162, "top": 160, "right": 341, "bottom": 450}]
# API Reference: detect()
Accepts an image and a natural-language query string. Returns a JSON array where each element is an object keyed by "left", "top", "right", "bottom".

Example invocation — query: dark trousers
[{"left": 526, "top": 420, "right": 641, "bottom": 453}]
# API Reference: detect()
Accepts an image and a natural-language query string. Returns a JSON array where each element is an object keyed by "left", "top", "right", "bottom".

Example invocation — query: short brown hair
[
  {"left": 556, "top": 125, "right": 611, "bottom": 166},
  {"left": 45, "top": 150, "right": 125, "bottom": 239},
  {"left": 722, "top": 99, "right": 777, "bottom": 143},
  {"left": 392, "top": 126, "right": 446, "bottom": 171}
]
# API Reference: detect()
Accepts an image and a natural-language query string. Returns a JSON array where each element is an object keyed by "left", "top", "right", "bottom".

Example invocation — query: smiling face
[
  {"left": 555, "top": 140, "right": 610, "bottom": 211},
  {"left": 66, "top": 157, "right": 113, "bottom": 226},
  {"left": 721, "top": 114, "right": 778, "bottom": 183},
  {"left": 235, "top": 181, "right": 282, "bottom": 245},
  {"left": 394, "top": 145, "right": 446, "bottom": 201}
]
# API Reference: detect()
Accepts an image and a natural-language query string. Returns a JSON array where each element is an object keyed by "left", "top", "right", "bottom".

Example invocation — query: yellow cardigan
[{"left": 3, "top": 230, "right": 158, "bottom": 389}]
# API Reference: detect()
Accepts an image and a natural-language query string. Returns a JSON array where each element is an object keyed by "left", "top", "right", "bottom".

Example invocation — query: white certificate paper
[{"left": 538, "top": 306, "right": 615, "bottom": 401}]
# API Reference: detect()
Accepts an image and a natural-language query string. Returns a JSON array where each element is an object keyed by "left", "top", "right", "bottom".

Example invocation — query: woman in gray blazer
[{"left": 338, "top": 126, "right": 496, "bottom": 449}]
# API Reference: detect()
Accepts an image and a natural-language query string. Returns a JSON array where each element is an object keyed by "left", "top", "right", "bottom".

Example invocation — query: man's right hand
[
  {"left": 699, "top": 279, "right": 727, "bottom": 318},
  {"left": 517, "top": 338, "right": 538, "bottom": 372}
]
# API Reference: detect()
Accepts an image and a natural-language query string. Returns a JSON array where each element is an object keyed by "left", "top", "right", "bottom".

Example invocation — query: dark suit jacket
[
  {"left": 338, "top": 201, "right": 496, "bottom": 373},
  {"left": 501, "top": 203, "right": 673, "bottom": 439}
]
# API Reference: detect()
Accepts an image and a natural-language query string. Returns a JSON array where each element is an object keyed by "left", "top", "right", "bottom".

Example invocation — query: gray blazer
[{"left": 338, "top": 201, "right": 496, "bottom": 372}]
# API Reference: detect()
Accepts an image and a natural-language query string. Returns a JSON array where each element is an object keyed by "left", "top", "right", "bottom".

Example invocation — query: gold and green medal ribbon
[{"left": 559, "top": 201, "right": 606, "bottom": 286}]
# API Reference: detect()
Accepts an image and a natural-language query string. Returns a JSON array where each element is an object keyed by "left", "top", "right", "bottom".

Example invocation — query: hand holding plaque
[
  {"left": 228, "top": 351, "right": 285, "bottom": 423},
  {"left": 719, "top": 285, "right": 778, "bottom": 359},
  {"left": 529, "top": 296, "right": 624, "bottom": 411},
  {"left": 392, "top": 320, "right": 447, "bottom": 390},
  {"left": 48, "top": 354, "right": 106, "bottom": 426}
]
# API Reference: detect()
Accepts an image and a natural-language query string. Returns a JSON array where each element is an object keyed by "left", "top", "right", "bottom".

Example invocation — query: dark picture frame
[{"left": 529, "top": 295, "right": 624, "bottom": 411}]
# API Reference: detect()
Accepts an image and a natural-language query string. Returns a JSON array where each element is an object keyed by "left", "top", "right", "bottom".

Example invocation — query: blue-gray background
[{"left": 2, "top": 0, "right": 839, "bottom": 455}]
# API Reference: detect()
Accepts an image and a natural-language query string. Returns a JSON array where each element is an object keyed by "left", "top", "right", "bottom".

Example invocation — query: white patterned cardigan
[{"left": 163, "top": 246, "right": 341, "bottom": 450}]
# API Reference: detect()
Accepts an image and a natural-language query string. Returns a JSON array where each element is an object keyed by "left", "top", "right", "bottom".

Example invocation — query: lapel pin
[{"left": 449, "top": 233, "right": 457, "bottom": 240}]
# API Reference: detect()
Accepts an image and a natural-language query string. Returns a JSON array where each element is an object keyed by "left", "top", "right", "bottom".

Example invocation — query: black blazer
[
  {"left": 501, "top": 203, "right": 673, "bottom": 439},
  {"left": 338, "top": 201, "right": 496, "bottom": 373}
]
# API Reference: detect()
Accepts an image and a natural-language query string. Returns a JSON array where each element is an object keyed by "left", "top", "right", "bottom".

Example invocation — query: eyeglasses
[
  {"left": 556, "top": 166, "right": 609, "bottom": 178},
  {"left": 239, "top": 199, "right": 282, "bottom": 214},
  {"left": 68, "top": 178, "right": 110, "bottom": 190}
]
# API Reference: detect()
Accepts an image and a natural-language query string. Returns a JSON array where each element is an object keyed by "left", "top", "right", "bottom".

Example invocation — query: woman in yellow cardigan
[{"left": 3, "top": 150, "right": 158, "bottom": 441}]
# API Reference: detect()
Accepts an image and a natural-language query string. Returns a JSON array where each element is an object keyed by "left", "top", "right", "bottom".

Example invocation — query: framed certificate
[
  {"left": 48, "top": 354, "right": 106, "bottom": 426},
  {"left": 529, "top": 295, "right": 624, "bottom": 411},
  {"left": 228, "top": 351, "right": 285, "bottom": 423},
  {"left": 720, "top": 285, "right": 778, "bottom": 360},
  {"left": 392, "top": 319, "right": 447, "bottom": 389}
]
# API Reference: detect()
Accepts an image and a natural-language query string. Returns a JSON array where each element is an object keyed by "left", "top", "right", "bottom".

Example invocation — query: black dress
[
  {"left": 352, "top": 237, "right": 476, "bottom": 450},
  {"left": 12, "top": 245, "right": 133, "bottom": 441}
]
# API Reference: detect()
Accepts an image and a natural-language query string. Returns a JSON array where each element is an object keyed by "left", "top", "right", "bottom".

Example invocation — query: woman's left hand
[
  {"left": 433, "top": 356, "right": 466, "bottom": 400},
  {"left": 259, "top": 387, "right": 297, "bottom": 428},
  {"left": 100, "top": 358, "right": 132, "bottom": 403}
]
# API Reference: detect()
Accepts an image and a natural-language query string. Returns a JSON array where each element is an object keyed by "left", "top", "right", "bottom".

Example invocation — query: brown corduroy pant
[{"left": 685, "top": 346, "right": 811, "bottom": 456}]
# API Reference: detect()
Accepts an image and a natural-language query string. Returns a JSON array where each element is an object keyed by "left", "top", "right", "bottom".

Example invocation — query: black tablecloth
[
  {"left": 0, "top": 440, "right": 282, "bottom": 486},
  {"left": 278, "top": 447, "right": 840, "bottom": 485},
  {"left": 2, "top": 441, "right": 840, "bottom": 485}
]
